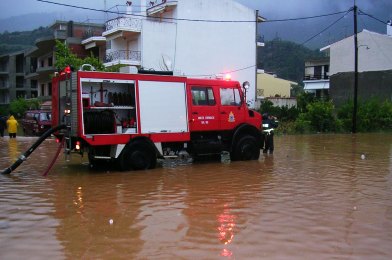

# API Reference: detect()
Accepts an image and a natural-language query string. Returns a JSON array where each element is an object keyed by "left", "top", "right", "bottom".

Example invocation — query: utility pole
[{"left": 352, "top": 3, "right": 358, "bottom": 133}]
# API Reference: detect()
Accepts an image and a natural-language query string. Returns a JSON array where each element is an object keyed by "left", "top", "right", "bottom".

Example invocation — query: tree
[
  {"left": 55, "top": 40, "right": 118, "bottom": 72},
  {"left": 54, "top": 40, "right": 83, "bottom": 71}
]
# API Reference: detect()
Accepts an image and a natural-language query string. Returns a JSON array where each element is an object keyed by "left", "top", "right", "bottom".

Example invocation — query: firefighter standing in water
[
  {"left": 6, "top": 115, "right": 19, "bottom": 138},
  {"left": 0, "top": 115, "right": 6, "bottom": 137},
  {"left": 262, "top": 113, "right": 278, "bottom": 154}
]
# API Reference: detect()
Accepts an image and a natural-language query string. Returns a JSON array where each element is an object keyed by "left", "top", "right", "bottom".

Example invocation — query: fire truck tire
[
  {"left": 119, "top": 142, "right": 157, "bottom": 171},
  {"left": 232, "top": 135, "right": 260, "bottom": 161}
]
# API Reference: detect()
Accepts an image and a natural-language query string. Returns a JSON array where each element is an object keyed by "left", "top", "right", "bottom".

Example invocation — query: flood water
[{"left": 1, "top": 133, "right": 392, "bottom": 259}]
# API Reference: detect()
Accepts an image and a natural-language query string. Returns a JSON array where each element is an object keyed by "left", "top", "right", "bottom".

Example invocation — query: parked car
[{"left": 21, "top": 110, "right": 52, "bottom": 136}]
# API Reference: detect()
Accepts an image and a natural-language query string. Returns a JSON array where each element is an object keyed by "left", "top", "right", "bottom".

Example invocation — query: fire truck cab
[{"left": 52, "top": 68, "right": 263, "bottom": 170}]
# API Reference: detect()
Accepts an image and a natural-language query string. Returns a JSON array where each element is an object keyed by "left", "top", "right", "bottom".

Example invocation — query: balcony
[
  {"left": 303, "top": 74, "right": 329, "bottom": 81},
  {"left": 303, "top": 75, "right": 329, "bottom": 92},
  {"left": 103, "top": 17, "right": 142, "bottom": 40},
  {"left": 146, "top": 0, "right": 178, "bottom": 16},
  {"left": 81, "top": 36, "right": 106, "bottom": 50},
  {"left": 104, "top": 50, "right": 141, "bottom": 67}
]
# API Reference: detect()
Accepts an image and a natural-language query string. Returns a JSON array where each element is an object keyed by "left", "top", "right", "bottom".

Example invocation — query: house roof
[{"left": 320, "top": 29, "right": 392, "bottom": 51}]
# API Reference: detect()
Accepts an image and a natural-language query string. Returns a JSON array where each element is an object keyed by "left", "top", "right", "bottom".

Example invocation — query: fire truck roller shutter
[
  {"left": 117, "top": 137, "right": 158, "bottom": 171},
  {"left": 84, "top": 110, "right": 116, "bottom": 134}
]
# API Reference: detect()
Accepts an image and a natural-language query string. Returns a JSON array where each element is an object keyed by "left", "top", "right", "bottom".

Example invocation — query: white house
[
  {"left": 303, "top": 22, "right": 392, "bottom": 105},
  {"left": 82, "top": 0, "right": 264, "bottom": 107},
  {"left": 321, "top": 29, "right": 392, "bottom": 75}
]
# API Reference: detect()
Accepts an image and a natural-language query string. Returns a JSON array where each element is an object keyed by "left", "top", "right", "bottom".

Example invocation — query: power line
[
  {"left": 301, "top": 8, "right": 353, "bottom": 46},
  {"left": 37, "top": 0, "right": 351, "bottom": 24},
  {"left": 358, "top": 9, "right": 389, "bottom": 25},
  {"left": 263, "top": 10, "right": 350, "bottom": 23}
]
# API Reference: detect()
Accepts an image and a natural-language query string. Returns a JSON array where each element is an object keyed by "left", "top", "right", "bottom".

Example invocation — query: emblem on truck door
[{"left": 228, "top": 111, "right": 235, "bottom": 122}]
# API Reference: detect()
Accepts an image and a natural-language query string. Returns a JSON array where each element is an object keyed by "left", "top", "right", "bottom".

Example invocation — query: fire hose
[{"left": 1, "top": 124, "right": 66, "bottom": 175}]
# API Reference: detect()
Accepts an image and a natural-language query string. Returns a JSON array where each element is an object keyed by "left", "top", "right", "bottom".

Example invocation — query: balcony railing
[
  {"left": 146, "top": 0, "right": 178, "bottom": 16},
  {"left": 105, "top": 17, "right": 142, "bottom": 32},
  {"left": 304, "top": 74, "right": 329, "bottom": 80},
  {"left": 105, "top": 50, "right": 141, "bottom": 63}
]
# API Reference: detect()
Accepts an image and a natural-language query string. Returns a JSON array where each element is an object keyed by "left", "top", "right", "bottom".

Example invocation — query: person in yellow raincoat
[{"left": 6, "top": 115, "right": 19, "bottom": 138}]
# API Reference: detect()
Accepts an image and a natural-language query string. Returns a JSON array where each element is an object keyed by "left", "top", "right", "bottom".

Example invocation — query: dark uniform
[
  {"left": 0, "top": 116, "right": 6, "bottom": 137},
  {"left": 262, "top": 113, "right": 278, "bottom": 154}
]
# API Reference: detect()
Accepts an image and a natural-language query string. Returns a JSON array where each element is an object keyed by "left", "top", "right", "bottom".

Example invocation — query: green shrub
[
  {"left": 259, "top": 100, "right": 299, "bottom": 121},
  {"left": 9, "top": 98, "right": 40, "bottom": 118},
  {"left": 294, "top": 114, "right": 312, "bottom": 134},
  {"left": 296, "top": 100, "right": 339, "bottom": 132},
  {"left": 337, "top": 99, "right": 392, "bottom": 132}
]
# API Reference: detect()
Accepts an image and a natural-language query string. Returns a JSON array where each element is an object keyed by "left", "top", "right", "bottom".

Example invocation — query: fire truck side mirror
[{"left": 242, "top": 81, "right": 250, "bottom": 90}]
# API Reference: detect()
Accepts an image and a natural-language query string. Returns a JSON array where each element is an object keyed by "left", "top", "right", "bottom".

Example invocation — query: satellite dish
[{"left": 162, "top": 54, "right": 172, "bottom": 71}]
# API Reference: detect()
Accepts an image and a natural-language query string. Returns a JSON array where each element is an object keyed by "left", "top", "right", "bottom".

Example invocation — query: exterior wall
[
  {"left": 330, "top": 30, "right": 392, "bottom": 75},
  {"left": 257, "top": 72, "right": 294, "bottom": 98},
  {"left": 330, "top": 70, "right": 392, "bottom": 107},
  {"left": 174, "top": 0, "right": 257, "bottom": 107},
  {"left": 141, "top": 20, "right": 176, "bottom": 70}
]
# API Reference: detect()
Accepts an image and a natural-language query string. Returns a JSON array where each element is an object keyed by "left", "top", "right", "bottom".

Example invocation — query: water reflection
[
  {"left": 218, "top": 203, "right": 235, "bottom": 257},
  {"left": 0, "top": 134, "right": 392, "bottom": 259},
  {"left": 8, "top": 138, "right": 19, "bottom": 163}
]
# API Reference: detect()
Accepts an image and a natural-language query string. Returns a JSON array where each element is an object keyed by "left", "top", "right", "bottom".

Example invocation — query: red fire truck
[{"left": 52, "top": 67, "right": 263, "bottom": 170}]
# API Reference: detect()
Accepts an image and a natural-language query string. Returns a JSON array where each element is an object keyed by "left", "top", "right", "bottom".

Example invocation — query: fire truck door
[
  {"left": 189, "top": 86, "right": 220, "bottom": 131},
  {"left": 219, "top": 87, "right": 246, "bottom": 130}
]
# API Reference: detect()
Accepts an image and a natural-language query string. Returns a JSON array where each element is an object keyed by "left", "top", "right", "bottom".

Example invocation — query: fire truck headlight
[{"left": 64, "top": 109, "right": 71, "bottom": 114}]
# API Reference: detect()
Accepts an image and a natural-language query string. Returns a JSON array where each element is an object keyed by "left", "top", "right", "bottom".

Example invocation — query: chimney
[{"left": 388, "top": 20, "right": 392, "bottom": 36}]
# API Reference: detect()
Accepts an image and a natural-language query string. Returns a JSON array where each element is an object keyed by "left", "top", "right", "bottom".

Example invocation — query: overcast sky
[{"left": 0, "top": 0, "right": 390, "bottom": 48}]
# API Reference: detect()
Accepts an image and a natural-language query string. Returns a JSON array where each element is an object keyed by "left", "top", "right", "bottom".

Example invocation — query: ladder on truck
[{"left": 62, "top": 72, "right": 77, "bottom": 157}]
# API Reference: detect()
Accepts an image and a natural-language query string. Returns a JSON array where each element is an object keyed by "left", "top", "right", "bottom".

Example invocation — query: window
[
  {"left": 16, "top": 90, "right": 26, "bottom": 98},
  {"left": 220, "top": 88, "right": 241, "bottom": 106},
  {"left": 191, "top": 87, "right": 216, "bottom": 106},
  {"left": 41, "top": 84, "right": 45, "bottom": 96},
  {"left": 39, "top": 112, "right": 51, "bottom": 121},
  {"left": 31, "top": 80, "right": 38, "bottom": 89},
  {"left": 48, "top": 83, "right": 52, "bottom": 96},
  {"left": 106, "top": 40, "right": 112, "bottom": 50},
  {"left": 48, "top": 57, "right": 53, "bottom": 67}
]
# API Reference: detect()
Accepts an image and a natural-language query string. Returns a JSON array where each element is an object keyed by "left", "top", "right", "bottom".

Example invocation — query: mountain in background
[
  {"left": 0, "top": 13, "right": 59, "bottom": 33},
  {"left": 0, "top": 11, "right": 105, "bottom": 33},
  {"left": 0, "top": 27, "right": 52, "bottom": 55},
  {"left": 258, "top": 39, "right": 325, "bottom": 84}
]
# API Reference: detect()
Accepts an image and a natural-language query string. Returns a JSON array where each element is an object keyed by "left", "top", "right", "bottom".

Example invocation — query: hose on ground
[{"left": 1, "top": 124, "right": 66, "bottom": 175}]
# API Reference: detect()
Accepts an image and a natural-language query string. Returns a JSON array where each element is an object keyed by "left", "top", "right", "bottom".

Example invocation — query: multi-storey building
[
  {"left": 25, "top": 21, "right": 104, "bottom": 100},
  {"left": 82, "top": 0, "right": 264, "bottom": 107},
  {"left": 1, "top": 20, "right": 104, "bottom": 110},
  {"left": 0, "top": 51, "right": 31, "bottom": 107}
]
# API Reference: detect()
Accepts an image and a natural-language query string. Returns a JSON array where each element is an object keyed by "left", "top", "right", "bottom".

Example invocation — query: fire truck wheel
[
  {"left": 119, "top": 142, "right": 157, "bottom": 171},
  {"left": 233, "top": 135, "right": 260, "bottom": 161}
]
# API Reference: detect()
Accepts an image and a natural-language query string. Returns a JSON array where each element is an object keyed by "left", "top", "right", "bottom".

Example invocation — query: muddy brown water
[{"left": 0, "top": 133, "right": 391, "bottom": 259}]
